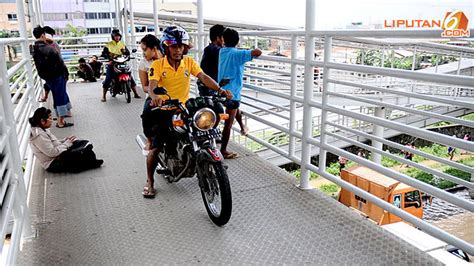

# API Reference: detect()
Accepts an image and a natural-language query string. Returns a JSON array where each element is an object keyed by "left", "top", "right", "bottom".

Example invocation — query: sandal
[
  {"left": 56, "top": 122, "right": 74, "bottom": 128},
  {"left": 142, "top": 185, "right": 156, "bottom": 198},
  {"left": 223, "top": 151, "right": 238, "bottom": 159},
  {"left": 241, "top": 126, "right": 249, "bottom": 136},
  {"left": 101, "top": 98, "right": 106, "bottom": 102}
]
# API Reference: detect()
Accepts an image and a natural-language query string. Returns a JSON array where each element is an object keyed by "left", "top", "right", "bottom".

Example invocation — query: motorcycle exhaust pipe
[{"left": 135, "top": 134, "right": 148, "bottom": 157}]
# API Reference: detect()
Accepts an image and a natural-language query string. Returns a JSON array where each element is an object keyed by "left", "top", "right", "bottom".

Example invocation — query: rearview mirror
[
  {"left": 219, "top": 79, "right": 230, "bottom": 87},
  {"left": 153, "top": 87, "right": 168, "bottom": 95}
]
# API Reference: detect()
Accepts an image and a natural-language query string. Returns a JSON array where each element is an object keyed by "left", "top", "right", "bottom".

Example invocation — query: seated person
[
  {"left": 29, "top": 107, "right": 103, "bottom": 173},
  {"left": 89, "top": 55, "right": 103, "bottom": 79},
  {"left": 77, "top": 58, "right": 97, "bottom": 82}
]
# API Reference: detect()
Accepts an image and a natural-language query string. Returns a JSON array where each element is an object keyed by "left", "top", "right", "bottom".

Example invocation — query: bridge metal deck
[{"left": 18, "top": 81, "right": 440, "bottom": 265}]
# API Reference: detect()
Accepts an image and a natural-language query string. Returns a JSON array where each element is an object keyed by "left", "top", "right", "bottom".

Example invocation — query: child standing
[{"left": 218, "top": 28, "right": 261, "bottom": 159}]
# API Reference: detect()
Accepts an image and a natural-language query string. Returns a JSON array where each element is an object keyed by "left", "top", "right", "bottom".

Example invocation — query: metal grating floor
[{"left": 18, "top": 82, "right": 440, "bottom": 265}]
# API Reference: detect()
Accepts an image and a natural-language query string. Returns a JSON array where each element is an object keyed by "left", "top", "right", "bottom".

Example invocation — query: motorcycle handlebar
[
  {"left": 150, "top": 99, "right": 180, "bottom": 111},
  {"left": 212, "top": 95, "right": 228, "bottom": 103}
]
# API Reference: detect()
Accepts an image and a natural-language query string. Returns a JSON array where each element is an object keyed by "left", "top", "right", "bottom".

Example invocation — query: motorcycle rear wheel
[{"left": 199, "top": 162, "right": 232, "bottom": 226}]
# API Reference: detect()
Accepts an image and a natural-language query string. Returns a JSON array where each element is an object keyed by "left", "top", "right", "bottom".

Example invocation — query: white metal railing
[
  {"left": 0, "top": 0, "right": 38, "bottom": 264},
  {"left": 229, "top": 26, "right": 474, "bottom": 256}
]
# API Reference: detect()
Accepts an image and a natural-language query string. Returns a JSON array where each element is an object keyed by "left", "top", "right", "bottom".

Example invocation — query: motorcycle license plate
[{"left": 192, "top": 129, "right": 220, "bottom": 141}]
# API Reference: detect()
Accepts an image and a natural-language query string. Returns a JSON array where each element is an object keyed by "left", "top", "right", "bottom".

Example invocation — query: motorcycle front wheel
[
  {"left": 199, "top": 162, "right": 232, "bottom": 226},
  {"left": 110, "top": 81, "right": 117, "bottom": 97},
  {"left": 123, "top": 81, "right": 131, "bottom": 103}
]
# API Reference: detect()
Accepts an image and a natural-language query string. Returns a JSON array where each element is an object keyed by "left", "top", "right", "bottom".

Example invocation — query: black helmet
[{"left": 111, "top": 29, "right": 122, "bottom": 40}]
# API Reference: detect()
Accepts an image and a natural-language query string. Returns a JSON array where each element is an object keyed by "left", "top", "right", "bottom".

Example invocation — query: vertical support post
[
  {"left": 27, "top": 0, "right": 37, "bottom": 27},
  {"left": 128, "top": 0, "right": 137, "bottom": 77},
  {"left": 254, "top": 36, "right": 258, "bottom": 49},
  {"left": 361, "top": 48, "right": 365, "bottom": 65},
  {"left": 299, "top": 0, "right": 315, "bottom": 190},
  {"left": 289, "top": 35, "right": 298, "bottom": 158},
  {"left": 123, "top": 0, "right": 130, "bottom": 46},
  {"left": 409, "top": 45, "right": 417, "bottom": 102},
  {"left": 371, "top": 107, "right": 385, "bottom": 164},
  {"left": 456, "top": 52, "right": 462, "bottom": 75},
  {"left": 469, "top": 173, "right": 474, "bottom": 199},
  {"left": 317, "top": 35, "right": 332, "bottom": 175},
  {"left": 390, "top": 49, "right": 394, "bottom": 85},
  {"left": 0, "top": 42, "right": 33, "bottom": 258},
  {"left": 35, "top": 0, "right": 44, "bottom": 26},
  {"left": 108, "top": 0, "right": 114, "bottom": 30},
  {"left": 17, "top": 0, "right": 36, "bottom": 103},
  {"left": 153, "top": 0, "right": 159, "bottom": 35},
  {"left": 129, "top": 0, "right": 136, "bottom": 49},
  {"left": 197, "top": 0, "right": 204, "bottom": 63},
  {"left": 116, "top": 0, "right": 123, "bottom": 33},
  {"left": 15, "top": 0, "right": 34, "bottom": 235},
  {"left": 380, "top": 47, "right": 385, "bottom": 90}
]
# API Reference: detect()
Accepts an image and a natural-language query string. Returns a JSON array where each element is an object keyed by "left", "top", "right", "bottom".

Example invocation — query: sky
[{"left": 134, "top": 0, "right": 473, "bottom": 30}]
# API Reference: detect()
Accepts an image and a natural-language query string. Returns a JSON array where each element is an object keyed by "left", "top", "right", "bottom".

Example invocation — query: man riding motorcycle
[
  {"left": 101, "top": 29, "right": 141, "bottom": 102},
  {"left": 143, "top": 26, "right": 232, "bottom": 198}
]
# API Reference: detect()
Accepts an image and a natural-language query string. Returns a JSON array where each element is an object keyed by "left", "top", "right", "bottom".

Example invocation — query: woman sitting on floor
[{"left": 29, "top": 107, "right": 104, "bottom": 173}]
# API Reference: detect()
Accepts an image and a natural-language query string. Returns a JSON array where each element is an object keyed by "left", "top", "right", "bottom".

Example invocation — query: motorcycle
[
  {"left": 150, "top": 81, "right": 232, "bottom": 226},
  {"left": 109, "top": 49, "right": 137, "bottom": 103}
]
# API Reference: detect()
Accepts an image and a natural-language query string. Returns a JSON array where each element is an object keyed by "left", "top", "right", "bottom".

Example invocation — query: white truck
[{"left": 382, "top": 222, "right": 471, "bottom": 265}]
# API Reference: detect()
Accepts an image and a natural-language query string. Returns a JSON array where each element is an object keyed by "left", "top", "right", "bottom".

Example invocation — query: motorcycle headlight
[{"left": 193, "top": 107, "right": 216, "bottom": 131}]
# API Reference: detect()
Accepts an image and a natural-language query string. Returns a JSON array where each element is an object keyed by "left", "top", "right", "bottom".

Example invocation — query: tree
[
  {"left": 356, "top": 49, "right": 458, "bottom": 70},
  {"left": 0, "top": 31, "right": 19, "bottom": 64},
  {"left": 58, "top": 24, "right": 87, "bottom": 45}
]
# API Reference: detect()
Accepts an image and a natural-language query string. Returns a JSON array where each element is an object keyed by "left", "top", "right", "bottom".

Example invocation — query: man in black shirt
[
  {"left": 77, "top": 58, "right": 97, "bottom": 82},
  {"left": 198, "top": 24, "right": 225, "bottom": 96},
  {"left": 89, "top": 55, "right": 103, "bottom": 79}
]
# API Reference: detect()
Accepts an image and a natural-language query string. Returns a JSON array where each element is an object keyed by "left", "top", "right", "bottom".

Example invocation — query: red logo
[{"left": 441, "top": 11, "right": 470, "bottom": 37}]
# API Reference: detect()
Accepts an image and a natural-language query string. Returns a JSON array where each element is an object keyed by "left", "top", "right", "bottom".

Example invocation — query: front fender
[
  {"left": 196, "top": 148, "right": 223, "bottom": 164},
  {"left": 196, "top": 148, "right": 222, "bottom": 187}
]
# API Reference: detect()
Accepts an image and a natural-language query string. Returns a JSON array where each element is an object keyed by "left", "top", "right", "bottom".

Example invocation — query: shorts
[
  {"left": 141, "top": 97, "right": 176, "bottom": 149},
  {"left": 224, "top": 99, "right": 240, "bottom": 109}
]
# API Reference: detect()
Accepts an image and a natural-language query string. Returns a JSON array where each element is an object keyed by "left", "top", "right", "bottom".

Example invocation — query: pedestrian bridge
[
  {"left": 12, "top": 82, "right": 440, "bottom": 264},
  {"left": 1, "top": 1, "right": 474, "bottom": 264}
]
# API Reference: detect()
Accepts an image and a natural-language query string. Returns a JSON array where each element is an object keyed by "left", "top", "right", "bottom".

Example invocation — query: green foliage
[
  {"left": 436, "top": 180, "right": 456, "bottom": 189},
  {"left": 326, "top": 160, "right": 356, "bottom": 176},
  {"left": 443, "top": 168, "right": 471, "bottom": 181},
  {"left": 0, "top": 30, "right": 19, "bottom": 38},
  {"left": 461, "top": 113, "right": 474, "bottom": 121},
  {"left": 319, "top": 184, "right": 340, "bottom": 193},
  {"left": 382, "top": 155, "right": 401, "bottom": 167},
  {"left": 459, "top": 157, "right": 474, "bottom": 167},
  {"left": 245, "top": 130, "right": 294, "bottom": 152},
  {"left": 403, "top": 162, "right": 472, "bottom": 189},
  {"left": 290, "top": 169, "right": 319, "bottom": 180},
  {"left": 427, "top": 121, "right": 452, "bottom": 128},
  {"left": 428, "top": 112, "right": 474, "bottom": 128},
  {"left": 268, "top": 132, "right": 288, "bottom": 146},
  {"left": 355, "top": 49, "right": 457, "bottom": 70},
  {"left": 417, "top": 144, "right": 447, "bottom": 158},
  {"left": 326, "top": 162, "right": 341, "bottom": 176},
  {"left": 58, "top": 24, "right": 86, "bottom": 45},
  {"left": 406, "top": 167, "right": 434, "bottom": 184}
]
